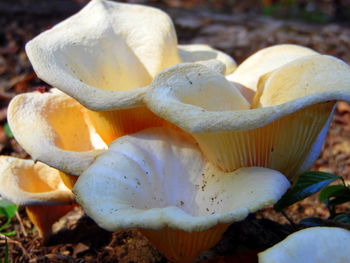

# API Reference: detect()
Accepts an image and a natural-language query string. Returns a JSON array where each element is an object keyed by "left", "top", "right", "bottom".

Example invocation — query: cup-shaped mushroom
[
  {"left": 7, "top": 89, "right": 107, "bottom": 176},
  {"left": 25, "top": 0, "right": 236, "bottom": 145},
  {"left": 0, "top": 156, "right": 75, "bottom": 240},
  {"left": 74, "top": 127, "right": 290, "bottom": 263},
  {"left": 258, "top": 227, "right": 350, "bottom": 263},
  {"left": 25, "top": 0, "right": 179, "bottom": 111},
  {"left": 146, "top": 54, "right": 350, "bottom": 179},
  {"left": 227, "top": 44, "right": 318, "bottom": 103},
  {"left": 178, "top": 44, "right": 237, "bottom": 75}
]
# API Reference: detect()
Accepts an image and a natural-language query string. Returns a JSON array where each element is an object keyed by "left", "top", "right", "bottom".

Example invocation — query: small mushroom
[
  {"left": 24, "top": 0, "right": 236, "bottom": 145},
  {"left": 145, "top": 49, "right": 350, "bottom": 179},
  {"left": 258, "top": 227, "right": 350, "bottom": 263},
  {"left": 74, "top": 127, "right": 290, "bottom": 263},
  {"left": 0, "top": 156, "right": 75, "bottom": 240}
]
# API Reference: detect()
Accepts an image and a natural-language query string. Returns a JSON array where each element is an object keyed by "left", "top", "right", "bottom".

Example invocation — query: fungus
[
  {"left": 25, "top": 0, "right": 236, "bottom": 145},
  {"left": 74, "top": 127, "right": 290, "bottom": 263},
  {"left": 145, "top": 47, "right": 350, "bottom": 179},
  {"left": 14, "top": 1, "right": 347, "bottom": 260},
  {"left": 178, "top": 44, "right": 236, "bottom": 75},
  {"left": 0, "top": 156, "right": 75, "bottom": 240},
  {"left": 7, "top": 89, "right": 107, "bottom": 176},
  {"left": 227, "top": 44, "right": 318, "bottom": 102},
  {"left": 258, "top": 227, "right": 350, "bottom": 263}
]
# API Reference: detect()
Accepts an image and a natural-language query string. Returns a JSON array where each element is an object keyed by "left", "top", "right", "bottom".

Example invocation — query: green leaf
[
  {"left": 333, "top": 213, "right": 350, "bottom": 224},
  {"left": 274, "top": 171, "right": 341, "bottom": 211},
  {"left": 320, "top": 185, "right": 350, "bottom": 206},
  {"left": 4, "top": 238, "right": 9, "bottom": 263},
  {"left": 328, "top": 195, "right": 350, "bottom": 206},
  {"left": 0, "top": 218, "right": 11, "bottom": 232},
  {"left": 319, "top": 185, "right": 349, "bottom": 202},
  {"left": 0, "top": 230, "right": 16, "bottom": 237},
  {"left": 0, "top": 238, "right": 10, "bottom": 263},
  {"left": 299, "top": 217, "right": 324, "bottom": 227},
  {"left": 0, "top": 200, "right": 17, "bottom": 218},
  {"left": 3, "top": 123, "right": 13, "bottom": 139}
]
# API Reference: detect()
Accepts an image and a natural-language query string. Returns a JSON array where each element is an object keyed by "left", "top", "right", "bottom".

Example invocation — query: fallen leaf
[{"left": 72, "top": 242, "right": 89, "bottom": 257}]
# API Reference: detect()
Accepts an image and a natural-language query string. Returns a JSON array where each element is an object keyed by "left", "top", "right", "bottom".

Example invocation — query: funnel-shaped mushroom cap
[
  {"left": 147, "top": 63, "right": 251, "bottom": 117},
  {"left": 227, "top": 44, "right": 318, "bottom": 94},
  {"left": 259, "top": 227, "right": 350, "bottom": 263},
  {"left": 0, "top": 156, "right": 74, "bottom": 205},
  {"left": 25, "top": 0, "right": 235, "bottom": 112},
  {"left": 74, "top": 127, "right": 290, "bottom": 230},
  {"left": 178, "top": 44, "right": 237, "bottom": 75},
  {"left": 74, "top": 127, "right": 289, "bottom": 262},
  {"left": 146, "top": 54, "right": 350, "bottom": 178},
  {"left": 254, "top": 55, "right": 350, "bottom": 107},
  {"left": 0, "top": 156, "right": 75, "bottom": 238},
  {"left": 24, "top": 0, "right": 237, "bottom": 149},
  {"left": 7, "top": 89, "right": 107, "bottom": 176},
  {"left": 26, "top": 0, "right": 180, "bottom": 111}
]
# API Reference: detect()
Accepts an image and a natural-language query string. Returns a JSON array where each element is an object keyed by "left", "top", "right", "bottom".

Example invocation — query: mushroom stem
[
  {"left": 139, "top": 223, "right": 230, "bottom": 263},
  {"left": 87, "top": 107, "right": 165, "bottom": 144},
  {"left": 59, "top": 172, "right": 78, "bottom": 190},
  {"left": 26, "top": 204, "right": 76, "bottom": 242}
]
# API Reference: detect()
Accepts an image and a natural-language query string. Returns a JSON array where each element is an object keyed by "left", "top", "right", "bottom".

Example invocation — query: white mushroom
[
  {"left": 0, "top": 156, "right": 75, "bottom": 239},
  {"left": 74, "top": 127, "right": 290, "bottom": 263},
  {"left": 259, "top": 227, "right": 350, "bottom": 263},
  {"left": 146, "top": 49, "right": 350, "bottom": 179},
  {"left": 24, "top": 0, "right": 236, "bottom": 144},
  {"left": 227, "top": 44, "right": 318, "bottom": 102},
  {"left": 178, "top": 44, "right": 237, "bottom": 75},
  {"left": 7, "top": 89, "right": 107, "bottom": 176}
]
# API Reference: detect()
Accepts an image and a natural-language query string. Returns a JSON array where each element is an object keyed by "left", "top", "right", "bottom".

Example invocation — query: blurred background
[{"left": 1, "top": 1, "right": 350, "bottom": 262}]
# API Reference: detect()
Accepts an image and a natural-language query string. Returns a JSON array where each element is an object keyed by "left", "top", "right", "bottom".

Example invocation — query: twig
[
  {"left": 16, "top": 211, "right": 27, "bottom": 237},
  {"left": 281, "top": 210, "right": 297, "bottom": 229}
]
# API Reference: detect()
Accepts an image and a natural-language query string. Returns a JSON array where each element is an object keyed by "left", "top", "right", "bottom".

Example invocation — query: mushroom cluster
[{"left": 2, "top": 0, "right": 350, "bottom": 262}]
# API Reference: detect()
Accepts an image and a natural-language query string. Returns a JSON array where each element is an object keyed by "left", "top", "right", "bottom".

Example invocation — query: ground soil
[{"left": 1, "top": 1, "right": 350, "bottom": 262}]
